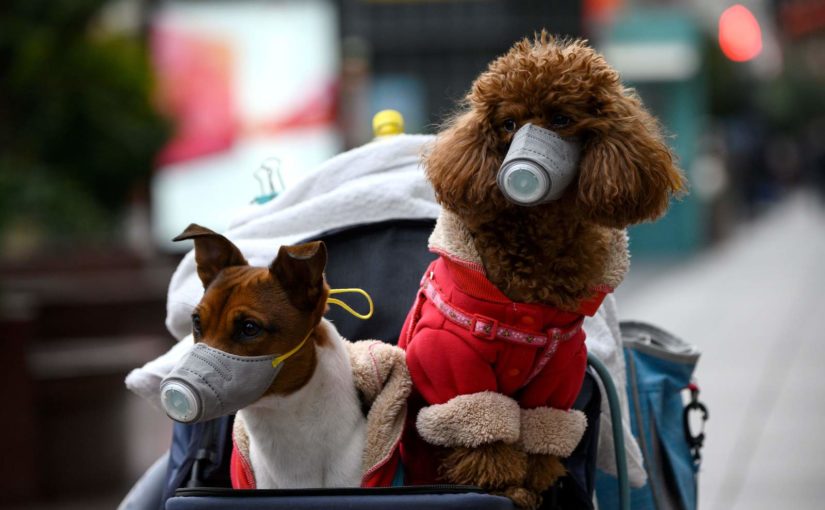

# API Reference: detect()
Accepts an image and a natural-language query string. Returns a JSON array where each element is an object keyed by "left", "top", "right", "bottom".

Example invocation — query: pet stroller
[{"left": 121, "top": 133, "right": 706, "bottom": 510}]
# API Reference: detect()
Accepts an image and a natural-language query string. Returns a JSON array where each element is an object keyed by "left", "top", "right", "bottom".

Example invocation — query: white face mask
[
  {"left": 159, "top": 288, "right": 373, "bottom": 424},
  {"left": 496, "top": 123, "right": 581, "bottom": 206}
]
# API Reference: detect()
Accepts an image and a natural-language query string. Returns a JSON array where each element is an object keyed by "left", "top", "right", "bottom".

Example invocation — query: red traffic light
[{"left": 719, "top": 4, "right": 763, "bottom": 62}]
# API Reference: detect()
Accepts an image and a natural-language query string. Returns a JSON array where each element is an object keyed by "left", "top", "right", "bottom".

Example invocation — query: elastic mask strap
[
  {"left": 272, "top": 329, "right": 312, "bottom": 368},
  {"left": 270, "top": 288, "right": 374, "bottom": 368},
  {"left": 327, "top": 288, "right": 374, "bottom": 320}
]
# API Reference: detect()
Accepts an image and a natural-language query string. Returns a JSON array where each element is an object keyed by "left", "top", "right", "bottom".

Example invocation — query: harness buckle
[{"left": 471, "top": 315, "right": 498, "bottom": 340}]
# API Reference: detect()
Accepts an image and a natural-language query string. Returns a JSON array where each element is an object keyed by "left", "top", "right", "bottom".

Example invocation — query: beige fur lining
[
  {"left": 519, "top": 407, "right": 587, "bottom": 457},
  {"left": 428, "top": 210, "right": 630, "bottom": 290},
  {"left": 601, "top": 228, "right": 630, "bottom": 290},
  {"left": 428, "top": 210, "right": 484, "bottom": 268},
  {"left": 233, "top": 412, "right": 250, "bottom": 460},
  {"left": 345, "top": 340, "right": 412, "bottom": 472},
  {"left": 416, "top": 391, "right": 521, "bottom": 448}
]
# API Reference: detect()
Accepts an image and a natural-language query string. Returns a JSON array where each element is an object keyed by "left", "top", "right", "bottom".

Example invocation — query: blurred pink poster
[
  {"left": 152, "top": 27, "right": 236, "bottom": 166},
  {"left": 149, "top": 1, "right": 341, "bottom": 248}
]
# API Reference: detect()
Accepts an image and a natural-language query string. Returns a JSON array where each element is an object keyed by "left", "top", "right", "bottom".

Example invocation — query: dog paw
[
  {"left": 497, "top": 486, "right": 542, "bottom": 510},
  {"left": 525, "top": 453, "right": 566, "bottom": 493},
  {"left": 439, "top": 441, "right": 527, "bottom": 489}
]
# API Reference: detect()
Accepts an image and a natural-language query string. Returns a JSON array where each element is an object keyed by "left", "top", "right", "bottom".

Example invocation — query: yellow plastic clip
[
  {"left": 372, "top": 110, "right": 404, "bottom": 138},
  {"left": 327, "top": 288, "right": 374, "bottom": 320}
]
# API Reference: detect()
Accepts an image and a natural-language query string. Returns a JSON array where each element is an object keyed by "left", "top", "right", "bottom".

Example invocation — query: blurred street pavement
[{"left": 616, "top": 191, "right": 825, "bottom": 510}]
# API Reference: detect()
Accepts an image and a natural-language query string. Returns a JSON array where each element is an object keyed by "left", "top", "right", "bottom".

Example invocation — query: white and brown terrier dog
[
  {"left": 399, "top": 34, "right": 685, "bottom": 508},
  {"left": 170, "top": 224, "right": 366, "bottom": 488}
]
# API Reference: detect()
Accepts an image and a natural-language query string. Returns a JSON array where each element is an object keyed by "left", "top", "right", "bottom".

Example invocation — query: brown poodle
[
  {"left": 428, "top": 33, "right": 684, "bottom": 310},
  {"left": 410, "top": 33, "right": 685, "bottom": 508}
]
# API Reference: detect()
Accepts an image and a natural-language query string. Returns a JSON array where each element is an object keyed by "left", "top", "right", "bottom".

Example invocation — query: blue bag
[{"left": 596, "top": 321, "right": 706, "bottom": 510}]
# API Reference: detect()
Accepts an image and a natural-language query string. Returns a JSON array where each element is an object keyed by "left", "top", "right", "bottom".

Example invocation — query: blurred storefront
[
  {"left": 150, "top": 0, "right": 583, "bottom": 250},
  {"left": 337, "top": 0, "right": 581, "bottom": 142},
  {"left": 599, "top": 10, "right": 707, "bottom": 255}
]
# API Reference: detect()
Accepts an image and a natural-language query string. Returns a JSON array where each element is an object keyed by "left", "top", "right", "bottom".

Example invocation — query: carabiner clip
[{"left": 683, "top": 382, "right": 709, "bottom": 465}]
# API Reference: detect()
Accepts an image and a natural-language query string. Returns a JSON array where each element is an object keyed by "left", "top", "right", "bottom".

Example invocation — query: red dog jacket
[{"left": 398, "top": 255, "right": 605, "bottom": 484}]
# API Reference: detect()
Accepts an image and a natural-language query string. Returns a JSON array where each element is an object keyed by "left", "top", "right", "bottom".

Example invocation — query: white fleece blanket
[
  {"left": 125, "top": 133, "right": 645, "bottom": 486},
  {"left": 584, "top": 295, "right": 646, "bottom": 486}
]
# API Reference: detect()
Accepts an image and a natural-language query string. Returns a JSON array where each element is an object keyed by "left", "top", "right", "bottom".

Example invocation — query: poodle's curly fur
[
  {"left": 439, "top": 442, "right": 527, "bottom": 489},
  {"left": 425, "top": 33, "right": 686, "bottom": 310},
  {"left": 438, "top": 444, "right": 567, "bottom": 509}
]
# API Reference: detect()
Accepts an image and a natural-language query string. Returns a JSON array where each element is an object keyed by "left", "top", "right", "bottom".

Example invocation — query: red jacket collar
[{"left": 439, "top": 255, "right": 607, "bottom": 317}]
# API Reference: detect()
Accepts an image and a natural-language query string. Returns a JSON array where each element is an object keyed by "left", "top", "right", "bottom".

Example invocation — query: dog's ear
[
  {"left": 173, "top": 224, "right": 248, "bottom": 288},
  {"left": 576, "top": 90, "right": 686, "bottom": 228},
  {"left": 270, "top": 241, "right": 328, "bottom": 312},
  {"left": 425, "top": 110, "right": 502, "bottom": 215}
]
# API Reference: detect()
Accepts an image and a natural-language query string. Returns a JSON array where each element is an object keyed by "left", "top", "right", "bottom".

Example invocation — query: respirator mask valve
[{"left": 497, "top": 123, "right": 581, "bottom": 206}]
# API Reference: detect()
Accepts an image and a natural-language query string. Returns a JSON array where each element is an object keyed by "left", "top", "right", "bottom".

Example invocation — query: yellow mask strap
[
  {"left": 271, "top": 288, "right": 374, "bottom": 368},
  {"left": 272, "top": 329, "right": 312, "bottom": 368},
  {"left": 327, "top": 288, "right": 374, "bottom": 320}
]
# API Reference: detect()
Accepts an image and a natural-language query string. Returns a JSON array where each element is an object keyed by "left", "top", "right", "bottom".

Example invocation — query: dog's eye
[
  {"left": 550, "top": 114, "right": 572, "bottom": 128},
  {"left": 503, "top": 119, "right": 517, "bottom": 133},
  {"left": 239, "top": 320, "right": 262, "bottom": 339},
  {"left": 191, "top": 314, "right": 202, "bottom": 338}
]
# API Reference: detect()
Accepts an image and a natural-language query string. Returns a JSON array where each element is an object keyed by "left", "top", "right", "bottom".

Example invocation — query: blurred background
[{"left": 0, "top": 0, "right": 823, "bottom": 508}]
